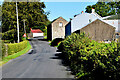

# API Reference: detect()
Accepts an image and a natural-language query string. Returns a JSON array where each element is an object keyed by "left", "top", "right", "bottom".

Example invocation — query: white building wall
[
  {"left": 103, "top": 20, "right": 120, "bottom": 32},
  {"left": 71, "top": 13, "right": 101, "bottom": 33},
  {"left": 33, "top": 33, "right": 44, "bottom": 37}
]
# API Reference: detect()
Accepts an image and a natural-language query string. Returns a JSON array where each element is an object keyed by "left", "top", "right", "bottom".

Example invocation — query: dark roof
[
  {"left": 47, "top": 16, "right": 68, "bottom": 27},
  {"left": 104, "top": 14, "right": 120, "bottom": 20},
  {"left": 31, "top": 29, "right": 43, "bottom": 33}
]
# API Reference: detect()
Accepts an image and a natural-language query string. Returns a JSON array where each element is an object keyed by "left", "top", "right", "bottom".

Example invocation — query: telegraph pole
[
  {"left": 16, "top": 0, "right": 20, "bottom": 43},
  {"left": 23, "top": 19, "right": 26, "bottom": 39}
]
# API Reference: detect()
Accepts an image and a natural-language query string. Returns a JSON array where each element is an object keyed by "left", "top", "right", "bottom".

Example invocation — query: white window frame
[{"left": 59, "top": 22, "right": 63, "bottom": 27}]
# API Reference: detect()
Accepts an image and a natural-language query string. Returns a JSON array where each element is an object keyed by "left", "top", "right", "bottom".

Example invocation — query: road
[{"left": 2, "top": 38, "right": 74, "bottom": 79}]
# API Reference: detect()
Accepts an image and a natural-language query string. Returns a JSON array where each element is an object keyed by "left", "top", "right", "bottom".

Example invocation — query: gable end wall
[{"left": 80, "top": 19, "right": 115, "bottom": 41}]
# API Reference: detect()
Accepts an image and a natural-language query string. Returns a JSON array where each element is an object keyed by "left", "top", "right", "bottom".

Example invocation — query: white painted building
[
  {"left": 103, "top": 20, "right": 120, "bottom": 32},
  {"left": 65, "top": 8, "right": 119, "bottom": 36},
  {"left": 66, "top": 8, "right": 103, "bottom": 36},
  {"left": 31, "top": 29, "right": 44, "bottom": 38}
]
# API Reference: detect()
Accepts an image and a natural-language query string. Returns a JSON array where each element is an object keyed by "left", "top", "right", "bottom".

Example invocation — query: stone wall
[{"left": 51, "top": 17, "right": 68, "bottom": 40}]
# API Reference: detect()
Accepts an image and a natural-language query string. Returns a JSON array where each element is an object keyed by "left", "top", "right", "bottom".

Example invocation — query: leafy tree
[
  {"left": 1, "top": 1, "right": 50, "bottom": 42},
  {"left": 85, "top": 5, "right": 92, "bottom": 13},
  {"left": 85, "top": 1, "right": 120, "bottom": 17}
]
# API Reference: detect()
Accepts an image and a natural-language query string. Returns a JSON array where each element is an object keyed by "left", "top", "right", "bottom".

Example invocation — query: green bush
[
  {"left": 118, "top": 43, "right": 120, "bottom": 53},
  {"left": 50, "top": 38, "right": 64, "bottom": 47},
  {"left": 7, "top": 40, "right": 28, "bottom": 55},
  {"left": 58, "top": 33, "right": 120, "bottom": 80}
]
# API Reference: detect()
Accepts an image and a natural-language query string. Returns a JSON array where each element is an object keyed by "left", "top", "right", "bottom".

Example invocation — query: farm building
[
  {"left": 65, "top": 8, "right": 102, "bottom": 37},
  {"left": 29, "top": 29, "right": 44, "bottom": 38},
  {"left": 103, "top": 14, "right": 120, "bottom": 32},
  {"left": 47, "top": 17, "right": 68, "bottom": 40},
  {"left": 78, "top": 19, "right": 115, "bottom": 41},
  {"left": 65, "top": 9, "right": 119, "bottom": 37}
]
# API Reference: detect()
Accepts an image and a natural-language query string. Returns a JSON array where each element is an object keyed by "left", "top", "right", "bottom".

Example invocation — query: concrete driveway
[{"left": 2, "top": 39, "right": 74, "bottom": 79}]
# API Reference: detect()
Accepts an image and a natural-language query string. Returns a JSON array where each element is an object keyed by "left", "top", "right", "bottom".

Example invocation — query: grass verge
[{"left": 0, "top": 41, "right": 32, "bottom": 66}]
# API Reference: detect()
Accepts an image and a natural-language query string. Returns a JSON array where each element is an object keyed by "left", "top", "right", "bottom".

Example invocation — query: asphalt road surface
[{"left": 2, "top": 38, "right": 74, "bottom": 78}]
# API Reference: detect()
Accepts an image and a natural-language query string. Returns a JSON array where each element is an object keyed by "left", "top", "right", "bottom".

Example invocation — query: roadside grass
[
  {"left": 44, "top": 36, "right": 47, "bottom": 39},
  {"left": 0, "top": 41, "right": 32, "bottom": 66}
]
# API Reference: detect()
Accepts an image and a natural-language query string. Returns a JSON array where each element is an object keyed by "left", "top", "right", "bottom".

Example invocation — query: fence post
[{"left": 5, "top": 44, "right": 8, "bottom": 57}]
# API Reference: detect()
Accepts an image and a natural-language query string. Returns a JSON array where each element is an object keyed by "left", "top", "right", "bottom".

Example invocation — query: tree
[
  {"left": 2, "top": 1, "right": 50, "bottom": 42},
  {"left": 85, "top": 5, "right": 92, "bottom": 13},
  {"left": 0, "top": 5, "right": 1, "bottom": 21},
  {"left": 85, "top": 1, "right": 120, "bottom": 17}
]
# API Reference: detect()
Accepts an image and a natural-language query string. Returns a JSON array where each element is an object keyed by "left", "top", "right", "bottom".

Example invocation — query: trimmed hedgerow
[
  {"left": 58, "top": 33, "right": 120, "bottom": 80},
  {"left": 0, "top": 41, "right": 6, "bottom": 58},
  {"left": 7, "top": 40, "right": 28, "bottom": 55}
]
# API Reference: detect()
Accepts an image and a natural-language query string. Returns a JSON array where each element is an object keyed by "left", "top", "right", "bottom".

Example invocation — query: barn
[
  {"left": 47, "top": 17, "right": 68, "bottom": 40},
  {"left": 78, "top": 19, "right": 115, "bottom": 41},
  {"left": 103, "top": 14, "right": 120, "bottom": 32}
]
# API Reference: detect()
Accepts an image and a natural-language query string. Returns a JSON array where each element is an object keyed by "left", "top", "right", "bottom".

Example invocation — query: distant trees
[
  {"left": 2, "top": 1, "right": 50, "bottom": 42},
  {"left": 85, "top": 2, "right": 120, "bottom": 17}
]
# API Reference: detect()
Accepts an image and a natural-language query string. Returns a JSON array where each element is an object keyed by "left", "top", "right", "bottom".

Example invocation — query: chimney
[
  {"left": 92, "top": 8, "right": 95, "bottom": 13},
  {"left": 70, "top": 18, "right": 72, "bottom": 21},
  {"left": 81, "top": 11, "right": 84, "bottom": 14}
]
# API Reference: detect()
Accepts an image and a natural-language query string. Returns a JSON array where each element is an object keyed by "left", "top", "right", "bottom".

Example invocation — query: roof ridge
[{"left": 51, "top": 16, "right": 68, "bottom": 23}]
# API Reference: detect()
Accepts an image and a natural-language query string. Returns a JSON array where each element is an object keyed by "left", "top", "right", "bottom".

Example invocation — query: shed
[{"left": 30, "top": 29, "right": 44, "bottom": 38}]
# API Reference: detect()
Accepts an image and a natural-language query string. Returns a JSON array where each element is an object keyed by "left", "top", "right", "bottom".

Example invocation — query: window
[
  {"left": 89, "top": 19, "right": 92, "bottom": 23},
  {"left": 59, "top": 22, "right": 63, "bottom": 27}
]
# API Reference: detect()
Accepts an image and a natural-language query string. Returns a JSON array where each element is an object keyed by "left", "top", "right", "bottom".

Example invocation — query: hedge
[
  {"left": 58, "top": 33, "right": 120, "bottom": 80},
  {"left": 7, "top": 40, "right": 28, "bottom": 55},
  {"left": 0, "top": 41, "right": 6, "bottom": 59},
  {"left": 2, "top": 29, "right": 24, "bottom": 43}
]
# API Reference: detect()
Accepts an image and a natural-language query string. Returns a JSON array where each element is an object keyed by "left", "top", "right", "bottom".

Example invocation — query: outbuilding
[
  {"left": 30, "top": 29, "right": 44, "bottom": 38},
  {"left": 65, "top": 9, "right": 102, "bottom": 37},
  {"left": 78, "top": 19, "right": 115, "bottom": 41},
  {"left": 47, "top": 17, "right": 68, "bottom": 40}
]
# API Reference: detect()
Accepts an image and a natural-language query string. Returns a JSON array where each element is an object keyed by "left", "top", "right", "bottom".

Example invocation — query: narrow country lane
[{"left": 2, "top": 38, "right": 74, "bottom": 79}]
